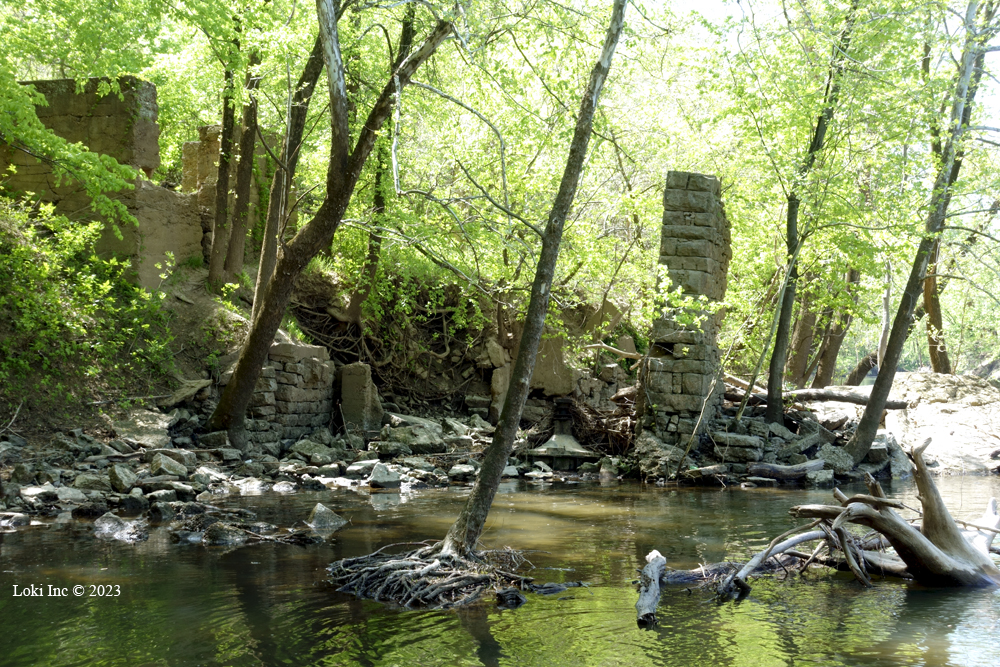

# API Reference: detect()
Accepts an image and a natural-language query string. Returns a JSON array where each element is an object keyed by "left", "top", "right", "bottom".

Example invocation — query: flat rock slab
[{"left": 113, "top": 410, "right": 172, "bottom": 449}]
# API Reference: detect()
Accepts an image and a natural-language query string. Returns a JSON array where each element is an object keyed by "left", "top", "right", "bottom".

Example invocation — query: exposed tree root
[{"left": 328, "top": 542, "right": 532, "bottom": 609}]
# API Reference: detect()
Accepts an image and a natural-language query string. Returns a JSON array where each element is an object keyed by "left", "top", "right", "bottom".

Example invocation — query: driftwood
[
  {"left": 747, "top": 460, "right": 825, "bottom": 480},
  {"left": 637, "top": 439, "right": 999, "bottom": 619},
  {"left": 635, "top": 550, "right": 667, "bottom": 626},
  {"left": 791, "top": 439, "right": 1000, "bottom": 586}
]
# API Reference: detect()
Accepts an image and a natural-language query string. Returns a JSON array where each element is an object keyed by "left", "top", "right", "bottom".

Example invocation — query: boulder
[
  {"left": 448, "top": 464, "right": 477, "bottom": 482},
  {"left": 56, "top": 486, "right": 88, "bottom": 503},
  {"left": 20, "top": 484, "right": 59, "bottom": 503},
  {"left": 345, "top": 459, "right": 380, "bottom": 478},
  {"left": 150, "top": 453, "right": 188, "bottom": 477},
  {"left": 368, "top": 463, "right": 401, "bottom": 489},
  {"left": 109, "top": 464, "right": 138, "bottom": 493},
  {"left": 73, "top": 474, "right": 113, "bottom": 493},
  {"left": 113, "top": 409, "right": 172, "bottom": 449},
  {"left": 805, "top": 469, "right": 835, "bottom": 487},
  {"left": 501, "top": 465, "right": 519, "bottom": 477},
  {"left": 307, "top": 503, "right": 348, "bottom": 531},
  {"left": 143, "top": 448, "right": 197, "bottom": 467},
  {"left": 634, "top": 431, "right": 692, "bottom": 477},
  {"left": 818, "top": 444, "right": 854, "bottom": 475},
  {"left": 370, "top": 441, "right": 412, "bottom": 458},
  {"left": 401, "top": 457, "right": 434, "bottom": 472}
]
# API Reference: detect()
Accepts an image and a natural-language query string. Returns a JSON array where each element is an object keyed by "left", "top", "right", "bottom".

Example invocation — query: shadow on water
[{"left": 0, "top": 477, "right": 998, "bottom": 666}]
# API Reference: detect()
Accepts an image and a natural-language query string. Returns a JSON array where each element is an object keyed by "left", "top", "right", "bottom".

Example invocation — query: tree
[
  {"left": 846, "top": 0, "right": 998, "bottom": 464},
  {"left": 207, "top": 2, "right": 453, "bottom": 447},
  {"left": 329, "top": 0, "right": 628, "bottom": 604},
  {"left": 763, "top": 0, "right": 859, "bottom": 423}
]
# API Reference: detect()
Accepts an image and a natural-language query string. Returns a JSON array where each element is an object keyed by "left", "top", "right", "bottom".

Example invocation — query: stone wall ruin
[
  {"left": 639, "top": 171, "right": 732, "bottom": 445},
  {"left": 0, "top": 77, "right": 203, "bottom": 288},
  {"left": 0, "top": 77, "right": 273, "bottom": 288}
]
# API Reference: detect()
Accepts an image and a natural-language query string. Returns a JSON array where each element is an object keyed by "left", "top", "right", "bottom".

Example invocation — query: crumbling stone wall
[
  {"left": 639, "top": 171, "right": 732, "bottom": 445},
  {"left": 226, "top": 343, "right": 337, "bottom": 448},
  {"left": 0, "top": 77, "right": 202, "bottom": 288}
]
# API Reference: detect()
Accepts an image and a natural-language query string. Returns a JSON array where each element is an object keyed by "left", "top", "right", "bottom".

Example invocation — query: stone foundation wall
[
  {"left": 224, "top": 343, "right": 336, "bottom": 448},
  {"left": 640, "top": 171, "right": 732, "bottom": 445},
  {"left": 0, "top": 77, "right": 202, "bottom": 289}
]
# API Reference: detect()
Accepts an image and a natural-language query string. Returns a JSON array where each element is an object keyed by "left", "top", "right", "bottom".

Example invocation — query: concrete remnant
[{"left": 339, "top": 362, "right": 383, "bottom": 437}]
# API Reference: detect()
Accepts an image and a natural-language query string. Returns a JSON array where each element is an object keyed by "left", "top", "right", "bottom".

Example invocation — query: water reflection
[{"left": 0, "top": 477, "right": 998, "bottom": 666}]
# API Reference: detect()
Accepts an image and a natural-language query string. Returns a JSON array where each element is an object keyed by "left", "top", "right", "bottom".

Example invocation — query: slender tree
[
  {"left": 440, "top": 0, "right": 628, "bottom": 557},
  {"left": 847, "top": 0, "right": 997, "bottom": 463}
]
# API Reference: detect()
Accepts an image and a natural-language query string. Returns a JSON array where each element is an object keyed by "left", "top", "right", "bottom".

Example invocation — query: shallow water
[{"left": 2, "top": 476, "right": 999, "bottom": 667}]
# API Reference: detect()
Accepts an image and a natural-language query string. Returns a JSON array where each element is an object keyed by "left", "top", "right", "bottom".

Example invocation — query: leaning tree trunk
[
  {"left": 252, "top": 36, "right": 325, "bottom": 323},
  {"left": 924, "top": 238, "right": 953, "bottom": 373},
  {"left": 847, "top": 0, "right": 992, "bottom": 463},
  {"left": 208, "top": 7, "right": 453, "bottom": 446},
  {"left": 440, "top": 0, "right": 628, "bottom": 557}
]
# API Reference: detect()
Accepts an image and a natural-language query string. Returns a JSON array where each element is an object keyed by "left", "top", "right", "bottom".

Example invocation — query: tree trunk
[
  {"left": 440, "top": 0, "right": 628, "bottom": 557},
  {"left": 847, "top": 0, "right": 992, "bottom": 464},
  {"left": 924, "top": 238, "right": 953, "bottom": 373},
  {"left": 765, "top": 0, "right": 858, "bottom": 423},
  {"left": 344, "top": 146, "right": 386, "bottom": 326},
  {"left": 785, "top": 282, "right": 817, "bottom": 388},
  {"left": 208, "top": 8, "right": 453, "bottom": 444},
  {"left": 207, "top": 68, "right": 237, "bottom": 292},
  {"left": 812, "top": 268, "right": 860, "bottom": 387},
  {"left": 252, "top": 36, "right": 325, "bottom": 323},
  {"left": 223, "top": 56, "right": 263, "bottom": 286}
]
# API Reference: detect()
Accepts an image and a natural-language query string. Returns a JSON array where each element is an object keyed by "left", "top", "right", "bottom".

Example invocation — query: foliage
[{"left": 0, "top": 198, "right": 173, "bottom": 401}]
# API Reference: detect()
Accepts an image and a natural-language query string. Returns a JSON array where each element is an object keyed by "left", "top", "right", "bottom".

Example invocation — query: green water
[{"left": 1, "top": 477, "right": 999, "bottom": 666}]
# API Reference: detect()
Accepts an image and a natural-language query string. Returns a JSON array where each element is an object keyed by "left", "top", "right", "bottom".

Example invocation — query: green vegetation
[
  {"left": 1, "top": 0, "right": 999, "bottom": 418},
  {"left": 0, "top": 199, "right": 172, "bottom": 409}
]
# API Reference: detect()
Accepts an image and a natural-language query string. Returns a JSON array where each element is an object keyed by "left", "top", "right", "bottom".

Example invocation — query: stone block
[
  {"left": 276, "top": 371, "right": 302, "bottom": 386},
  {"left": 250, "top": 391, "right": 275, "bottom": 407},
  {"left": 339, "top": 362, "right": 383, "bottom": 434},
  {"left": 269, "top": 342, "right": 330, "bottom": 362},
  {"left": 662, "top": 188, "right": 717, "bottom": 214}
]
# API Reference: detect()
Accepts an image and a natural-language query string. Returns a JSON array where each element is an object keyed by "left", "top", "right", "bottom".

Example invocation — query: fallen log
[
  {"left": 717, "top": 526, "right": 826, "bottom": 599},
  {"left": 726, "top": 387, "right": 907, "bottom": 410},
  {"left": 747, "top": 460, "right": 825, "bottom": 480}
]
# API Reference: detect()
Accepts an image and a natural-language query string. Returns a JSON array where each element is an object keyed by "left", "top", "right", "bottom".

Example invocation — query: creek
[{"left": 2, "top": 476, "right": 999, "bottom": 666}]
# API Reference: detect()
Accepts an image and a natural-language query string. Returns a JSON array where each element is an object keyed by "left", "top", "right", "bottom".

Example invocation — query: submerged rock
[
  {"left": 94, "top": 511, "right": 148, "bottom": 543},
  {"left": 202, "top": 522, "right": 247, "bottom": 546}
]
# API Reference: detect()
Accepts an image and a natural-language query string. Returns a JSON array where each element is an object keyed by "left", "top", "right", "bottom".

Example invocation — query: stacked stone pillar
[{"left": 640, "top": 171, "right": 732, "bottom": 444}]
